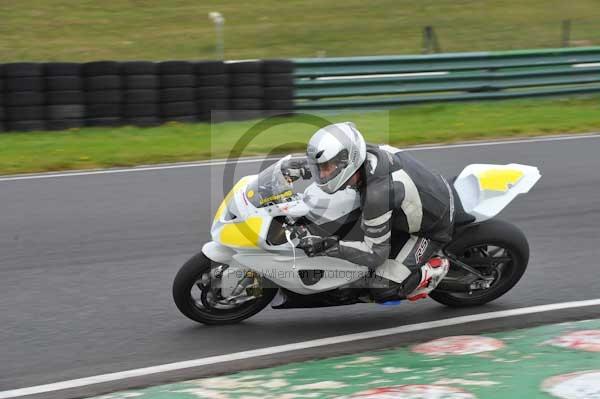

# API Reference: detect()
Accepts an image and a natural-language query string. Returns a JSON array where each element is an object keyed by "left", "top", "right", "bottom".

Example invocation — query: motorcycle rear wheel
[
  {"left": 172, "top": 252, "right": 277, "bottom": 325},
  {"left": 430, "top": 219, "right": 529, "bottom": 307}
]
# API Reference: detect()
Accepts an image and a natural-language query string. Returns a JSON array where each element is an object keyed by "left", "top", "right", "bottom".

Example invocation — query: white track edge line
[
  {"left": 1, "top": 298, "right": 600, "bottom": 398},
  {"left": 1, "top": 133, "right": 599, "bottom": 183},
  {"left": 0, "top": 156, "right": 283, "bottom": 182}
]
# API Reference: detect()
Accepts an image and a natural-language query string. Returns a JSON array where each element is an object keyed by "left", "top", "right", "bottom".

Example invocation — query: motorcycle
[{"left": 173, "top": 151, "right": 541, "bottom": 325}]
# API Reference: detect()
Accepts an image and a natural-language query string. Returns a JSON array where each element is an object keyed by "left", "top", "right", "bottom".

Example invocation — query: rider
[{"left": 295, "top": 122, "right": 455, "bottom": 303}]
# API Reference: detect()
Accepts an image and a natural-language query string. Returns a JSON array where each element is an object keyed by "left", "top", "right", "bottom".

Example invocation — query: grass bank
[
  {"left": 1, "top": 96, "right": 599, "bottom": 175},
  {"left": 1, "top": 1, "right": 600, "bottom": 61}
]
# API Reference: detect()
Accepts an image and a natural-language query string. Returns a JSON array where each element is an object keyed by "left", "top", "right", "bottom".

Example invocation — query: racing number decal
[{"left": 476, "top": 169, "right": 524, "bottom": 192}]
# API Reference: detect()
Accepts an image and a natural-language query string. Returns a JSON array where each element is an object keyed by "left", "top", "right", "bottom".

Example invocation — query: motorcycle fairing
[
  {"left": 205, "top": 155, "right": 541, "bottom": 296},
  {"left": 453, "top": 163, "right": 541, "bottom": 222}
]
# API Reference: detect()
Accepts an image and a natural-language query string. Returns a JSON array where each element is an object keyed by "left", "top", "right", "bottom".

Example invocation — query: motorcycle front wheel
[{"left": 172, "top": 252, "right": 277, "bottom": 325}]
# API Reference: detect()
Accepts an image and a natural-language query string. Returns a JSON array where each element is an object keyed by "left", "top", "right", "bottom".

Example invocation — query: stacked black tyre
[
  {"left": 227, "top": 61, "right": 264, "bottom": 120},
  {"left": 195, "top": 61, "right": 229, "bottom": 122},
  {"left": 44, "top": 63, "right": 85, "bottom": 130},
  {"left": 262, "top": 60, "right": 294, "bottom": 115},
  {"left": 123, "top": 62, "right": 160, "bottom": 127},
  {"left": 83, "top": 61, "right": 123, "bottom": 127},
  {"left": 0, "top": 58, "right": 297, "bottom": 131},
  {"left": 159, "top": 61, "right": 197, "bottom": 123},
  {"left": 3, "top": 63, "right": 46, "bottom": 131}
]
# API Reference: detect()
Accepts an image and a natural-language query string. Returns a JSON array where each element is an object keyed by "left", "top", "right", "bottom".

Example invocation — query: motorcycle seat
[{"left": 451, "top": 176, "right": 476, "bottom": 227}]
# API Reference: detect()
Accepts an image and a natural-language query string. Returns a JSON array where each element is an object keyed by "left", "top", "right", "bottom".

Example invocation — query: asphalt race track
[{"left": 1, "top": 134, "right": 600, "bottom": 393}]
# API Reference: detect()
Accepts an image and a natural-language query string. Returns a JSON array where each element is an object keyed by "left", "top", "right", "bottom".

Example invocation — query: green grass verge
[
  {"left": 1, "top": 96, "right": 599, "bottom": 175},
  {"left": 1, "top": 0, "right": 600, "bottom": 61}
]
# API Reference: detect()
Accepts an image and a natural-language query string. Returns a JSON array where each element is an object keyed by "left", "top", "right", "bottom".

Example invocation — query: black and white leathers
[{"left": 326, "top": 144, "right": 455, "bottom": 270}]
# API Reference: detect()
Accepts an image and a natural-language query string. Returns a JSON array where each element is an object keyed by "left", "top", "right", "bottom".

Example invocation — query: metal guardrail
[{"left": 293, "top": 47, "right": 600, "bottom": 110}]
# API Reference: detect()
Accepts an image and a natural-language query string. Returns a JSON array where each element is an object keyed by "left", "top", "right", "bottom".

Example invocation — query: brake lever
[
  {"left": 283, "top": 220, "right": 310, "bottom": 268},
  {"left": 284, "top": 229, "right": 297, "bottom": 269}
]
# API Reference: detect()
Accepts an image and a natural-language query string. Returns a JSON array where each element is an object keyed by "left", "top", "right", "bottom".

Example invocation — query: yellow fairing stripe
[
  {"left": 213, "top": 176, "right": 251, "bottom": 225},
  {"left": 220, "top": 216, "right": 263, "bottom": 248},
  {"left": 477, "top": 169, "right": 524, "bottom": 192}
]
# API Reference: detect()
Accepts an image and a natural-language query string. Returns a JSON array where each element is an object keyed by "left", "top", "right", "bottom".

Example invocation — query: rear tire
[
  {"left": 172, "top": 252, "right": 277, "bottom": 325},
  {"left": 430, "top": 219, "right": 529, "bottom": 307}
]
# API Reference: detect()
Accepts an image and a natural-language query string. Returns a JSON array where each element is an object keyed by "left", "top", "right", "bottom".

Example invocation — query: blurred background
[
  {"left": 0, "top": 1, "right": 599, "bottom": 173},
  {"left": 1, "top": 0, "right": 600, "bottom": 61}
]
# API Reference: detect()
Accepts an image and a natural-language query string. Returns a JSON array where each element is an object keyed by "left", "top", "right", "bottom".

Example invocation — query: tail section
[{"left": 453, "top": 163, "right": 541, "bottom": 222}]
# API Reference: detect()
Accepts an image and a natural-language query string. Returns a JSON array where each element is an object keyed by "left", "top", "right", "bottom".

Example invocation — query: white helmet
[{"left": 306, "top": 122, "right": 367, "bottom": 194}]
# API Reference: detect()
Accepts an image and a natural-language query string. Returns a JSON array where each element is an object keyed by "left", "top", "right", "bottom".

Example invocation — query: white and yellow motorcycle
[{"left": 173, "top": 154, "right": 541, "bottom": 325}]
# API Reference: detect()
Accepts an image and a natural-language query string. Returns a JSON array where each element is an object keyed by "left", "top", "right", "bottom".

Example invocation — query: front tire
[
  {"left": 430, "top": 219, "right": 529, "bottom": 307},
  {"left": 172, "top": 252, "right": 277, "bottom": 325}
]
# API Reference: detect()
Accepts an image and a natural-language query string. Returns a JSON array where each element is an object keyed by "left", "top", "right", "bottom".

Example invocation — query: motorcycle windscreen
[{"left": 245, "top": 155, "right": 297, "bottom": 208}]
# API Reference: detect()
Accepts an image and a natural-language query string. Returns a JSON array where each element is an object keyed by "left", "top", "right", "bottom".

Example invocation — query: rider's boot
[
  {"left": 370, "top": 257, "right": 449, "bottom": 303},
  {"left": 406, "top": 257, "right": 450, "bottom": 302}
]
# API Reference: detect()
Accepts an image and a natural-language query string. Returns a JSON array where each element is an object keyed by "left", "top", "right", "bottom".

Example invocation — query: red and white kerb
[{"left": 412, "top": 335, "right": 505, "bottom": 356}]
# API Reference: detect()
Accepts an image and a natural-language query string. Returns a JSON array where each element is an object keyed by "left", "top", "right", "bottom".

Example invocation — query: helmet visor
[{"left": 307, "top": 149, "right": 349, "bottom": 185}]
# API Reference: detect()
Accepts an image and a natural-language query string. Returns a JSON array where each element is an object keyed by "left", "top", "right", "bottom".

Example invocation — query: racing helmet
[{"left": 306, "top": 122, "right": 367, "bottom": 194}]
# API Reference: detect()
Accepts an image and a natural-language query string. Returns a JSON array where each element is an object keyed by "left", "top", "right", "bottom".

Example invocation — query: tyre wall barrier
[{"left": 0, "top": 60, "right": 294, "bottom": 132}]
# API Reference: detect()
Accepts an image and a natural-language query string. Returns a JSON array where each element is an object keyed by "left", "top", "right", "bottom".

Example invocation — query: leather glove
[
  {"left": 282, "top": 159, "right": 312, "bottom": 182},
  {"left": 298, "top": 235, "right": 339, "bottom": 257}
]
